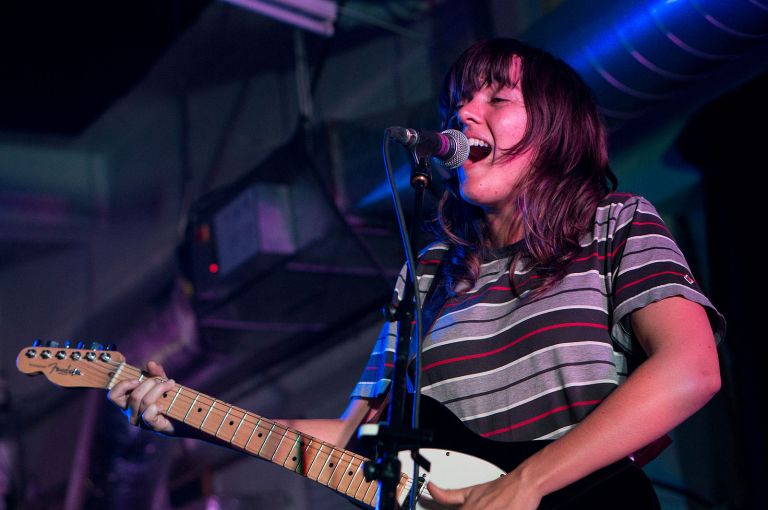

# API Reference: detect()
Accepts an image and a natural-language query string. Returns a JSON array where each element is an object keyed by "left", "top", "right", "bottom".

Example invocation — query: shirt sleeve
[
  {"left": 349, "top": 243, "right": 448, "bottom": 399},
  {"left": 607, "top": 195, "right": 726, "bottom": 353},
  {"left": 349, "top": 320, "right": 399, "bottom": 399}
]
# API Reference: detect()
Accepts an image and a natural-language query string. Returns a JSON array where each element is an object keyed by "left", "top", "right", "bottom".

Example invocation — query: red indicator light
[{"left": 209, "top": 263, "right": 219, "bottom": 273}]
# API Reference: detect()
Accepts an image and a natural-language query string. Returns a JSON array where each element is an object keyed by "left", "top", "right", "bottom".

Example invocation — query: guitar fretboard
[{"left": 115, "top": 364, "right": 411, "bottom": 507}]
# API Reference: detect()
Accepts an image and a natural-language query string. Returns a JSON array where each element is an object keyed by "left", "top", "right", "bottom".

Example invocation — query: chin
[{"left": 458, "top": 186, "right": 485, "bottom": 209}]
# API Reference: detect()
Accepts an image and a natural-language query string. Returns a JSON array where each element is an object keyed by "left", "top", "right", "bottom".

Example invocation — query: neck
[{"left": 484, "top": 206, "right": 522, "bottom": 248}]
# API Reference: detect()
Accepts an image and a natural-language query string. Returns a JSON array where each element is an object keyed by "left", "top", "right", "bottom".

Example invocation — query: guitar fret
[
  {"left": 333, "top": 454, "right": 358, "bottom": 493},
  {"left": 344, "top": 463, "right": 367, "bottom": 497},
  {"left": 360, "top": 480, "right": 378, "bottom": 506},
  {"left": 331, "top": 452, "right": 355, "bottom": 494},
  {"left": 315, "top": 446, "right": 335, "bottom": 485},
  {"left": 186, "top": 395, "right": 216, "bottom": 430},
  {"left": 185, "top": 396, "right": 212, "bottom": 429},
  {"left": 281, "top": 434, "right": 300, "bottom": 468},
  {"left": 306, "top": 443, "right": 328, "bottom": 480},
  {"left": 316, "top": 447, "right": 344, "bottom": 486},
  {"left": 229, "top": 414, "right": 248, "bottom": 445},
  {"left": 183, "top": 392, "right": 200, "bottom": 422},
  {"left": 328, "top": 450, "right": 354, "bottom": 490},
  {"left": 166, "top": 386, "right": 183, "bottom": 415},
  {"left": 214, "top": 405, "right": 232, "bottom": 438},
  {"left": 353, "top": 476, "right": 372, "bottom": 502},
  {"left": 216, "top": 407, "right": 244, "bottom": 441},
  {"left": 302, "top": 439, "right": 317, "bottom": 474},
  {"left": 243, "top": 417, "right": 262, "bottom": 451},
  {"left": 233, "top": 415, "right": 258, "bottom": 448},
  {"left": 257, "top": 423, "right": 280, "bottom": 458},
  {"left": 367, "top": 485, "right": 380, "bottom": 507},
  {"left": 271, "top": 429, "right": 300, "bottom": 465},
  {"left": 269, "top": 430, "right": 288, "bottom": 462},
  {"left": 283, "top": 436, "right": 312, "bottom": 474},
  {"left": 200, "top": 400, "right": 216, "bottom": 430},
  {"left": 244, "top": 419, "right": 272, "bottom": 455},
  {"left": 326, "top": 456, "right": 341, "bottom": 487}
]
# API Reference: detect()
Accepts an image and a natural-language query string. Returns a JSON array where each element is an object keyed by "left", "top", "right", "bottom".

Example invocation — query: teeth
[
  {"left": 468, "top": 144, "right": 492, "bottom": 162},
  {"left": 467, "top": 137, "right": 491, "bottom": 148}
]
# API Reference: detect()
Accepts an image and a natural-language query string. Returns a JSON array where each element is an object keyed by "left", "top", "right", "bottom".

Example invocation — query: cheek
[{"left": 500, "top": 120, "right": 527, "bottom": 145}]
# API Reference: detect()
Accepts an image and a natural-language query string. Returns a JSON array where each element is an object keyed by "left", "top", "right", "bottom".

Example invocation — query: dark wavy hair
[{"left": 435, "top": 38, "right": 617, "bottom": 297}]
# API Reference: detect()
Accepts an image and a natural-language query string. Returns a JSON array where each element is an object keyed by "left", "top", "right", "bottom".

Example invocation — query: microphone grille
[{"left": 441, "top": 129, "right": 469, "bottom": 169}]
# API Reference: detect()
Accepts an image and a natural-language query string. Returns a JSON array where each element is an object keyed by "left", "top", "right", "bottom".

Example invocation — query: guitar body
[
  {"left": 394, "top": 394, "right": 660, "bottom": 510},
  {"left": 398, "top": 448, "right": 505, "bottom": 509}
]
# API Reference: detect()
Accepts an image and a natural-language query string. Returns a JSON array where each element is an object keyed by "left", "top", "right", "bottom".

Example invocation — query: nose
[{"left": 457, "top": 97, "right": 480, "bottom": 128}]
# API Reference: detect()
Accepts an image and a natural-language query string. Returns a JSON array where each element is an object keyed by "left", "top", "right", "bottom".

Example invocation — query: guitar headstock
[{"left": 16, "top": 340, "right": 126, "bottom": 389}]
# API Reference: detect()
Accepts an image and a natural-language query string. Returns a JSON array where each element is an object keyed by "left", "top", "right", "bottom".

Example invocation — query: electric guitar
[{"left": 17, "top": 343, "right": 658, "bottom": 509}]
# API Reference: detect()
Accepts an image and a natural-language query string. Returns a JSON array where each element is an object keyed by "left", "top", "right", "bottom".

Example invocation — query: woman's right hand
[{"left": 107, "top": 360, "right": 177, "bottom": 435}]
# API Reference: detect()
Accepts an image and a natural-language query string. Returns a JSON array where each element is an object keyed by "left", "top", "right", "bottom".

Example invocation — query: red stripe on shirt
[
  {"left": 514, "top": 274, "right": 541, "bottom": 288},
  {"left": 572, "top": 239, "right": 627, "bottom": 263},
  {"left": 480, "top": 399, "right": 603, "bottom": 438},
  {"left": 615, "top": 270, "right": 688, "bottom": 296},
  {"left": 632, "top": 221, "right": 668, "bottom": 231},
  {"left": 422, "top": 322, "right": 608, "bottom": 371}
]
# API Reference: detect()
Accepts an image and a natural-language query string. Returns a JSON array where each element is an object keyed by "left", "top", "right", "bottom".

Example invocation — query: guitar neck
[{"left": 111, "top": 363, "right": 406, "bottom": 508}]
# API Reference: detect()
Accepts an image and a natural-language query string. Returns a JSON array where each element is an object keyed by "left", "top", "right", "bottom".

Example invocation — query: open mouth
[{"left": 468, "top": 145, "right": 492, "bottom": 162}]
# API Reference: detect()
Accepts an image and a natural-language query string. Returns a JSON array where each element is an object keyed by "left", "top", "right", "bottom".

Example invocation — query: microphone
[{"left": 386, "top": 127, "right": 469, "bottom": 169}]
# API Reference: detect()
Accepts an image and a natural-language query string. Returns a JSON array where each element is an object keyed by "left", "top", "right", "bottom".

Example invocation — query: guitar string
[
  {"left": 119, "top": 365, "right": 371, "bottom": 470},
  {"left": 102, "top": 359, "right": 368, "bottom": 465},
  {"left": 34, "top": 352, "right": 410, "bottom": 495},
  {"left": 103, "top": 360, "right": 409, "bottom": 499}
]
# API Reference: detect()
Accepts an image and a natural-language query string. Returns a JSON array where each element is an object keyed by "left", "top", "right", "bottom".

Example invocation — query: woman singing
[{"left": 110, "top": 38, "right": 724, "bottom": 509}]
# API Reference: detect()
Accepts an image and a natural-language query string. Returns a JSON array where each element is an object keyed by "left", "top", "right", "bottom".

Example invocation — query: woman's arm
[
  {"left": 429, "top": 296, "right": 721, "bottom": 509},
  {"left": 277, "top": 397, "right": 384, "bottom": 446}
]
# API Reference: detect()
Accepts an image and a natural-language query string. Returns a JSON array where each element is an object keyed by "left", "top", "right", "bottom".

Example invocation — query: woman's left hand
[{"left": 427, "top": 472, "right": 542, "bottom": 510}]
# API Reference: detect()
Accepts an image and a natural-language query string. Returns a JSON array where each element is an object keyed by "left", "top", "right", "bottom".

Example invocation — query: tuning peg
[
  {"left": 46, "top": 340, "right": 60, "bottom": 348},
  {"left": 89, "top": 342, "right": 103, "bottom": 350},
  {"left": 104, "top": 343, "right": 117, "bottom": 351},
  {"left": 76, "top": 341, "right": 86, "bottom": 350},
  {"left": 32, "top": 339, "right": 43, "bottom": 347},
  {"left": 63, "top": 340, "right": 72, "bottom": 348}
]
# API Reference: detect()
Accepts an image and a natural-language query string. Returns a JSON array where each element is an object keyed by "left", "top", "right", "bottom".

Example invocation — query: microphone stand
[{"left": 361, "top": 141, "right": 435, "bottom": 510}]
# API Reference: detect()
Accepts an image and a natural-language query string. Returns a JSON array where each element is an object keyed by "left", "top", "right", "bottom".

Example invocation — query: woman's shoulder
[
  {"left": 596, "top": 191, "right": 661, "bottom": 221},
  {"left": 598, "top": 191, "right": 654, "bottom": 208},
  {"left": 589, "top": 192, "right": 669, "bottom": 244}
]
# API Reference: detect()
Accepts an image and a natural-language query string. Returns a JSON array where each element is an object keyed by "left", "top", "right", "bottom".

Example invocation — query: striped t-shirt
[{"left": 350, "top": 193, "right": 725, "bottom": 441}]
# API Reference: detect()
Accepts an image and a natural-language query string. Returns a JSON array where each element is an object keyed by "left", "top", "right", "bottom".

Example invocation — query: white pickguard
[{"left": 397, "top": 448, "right": 506, "bottom": 509}]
